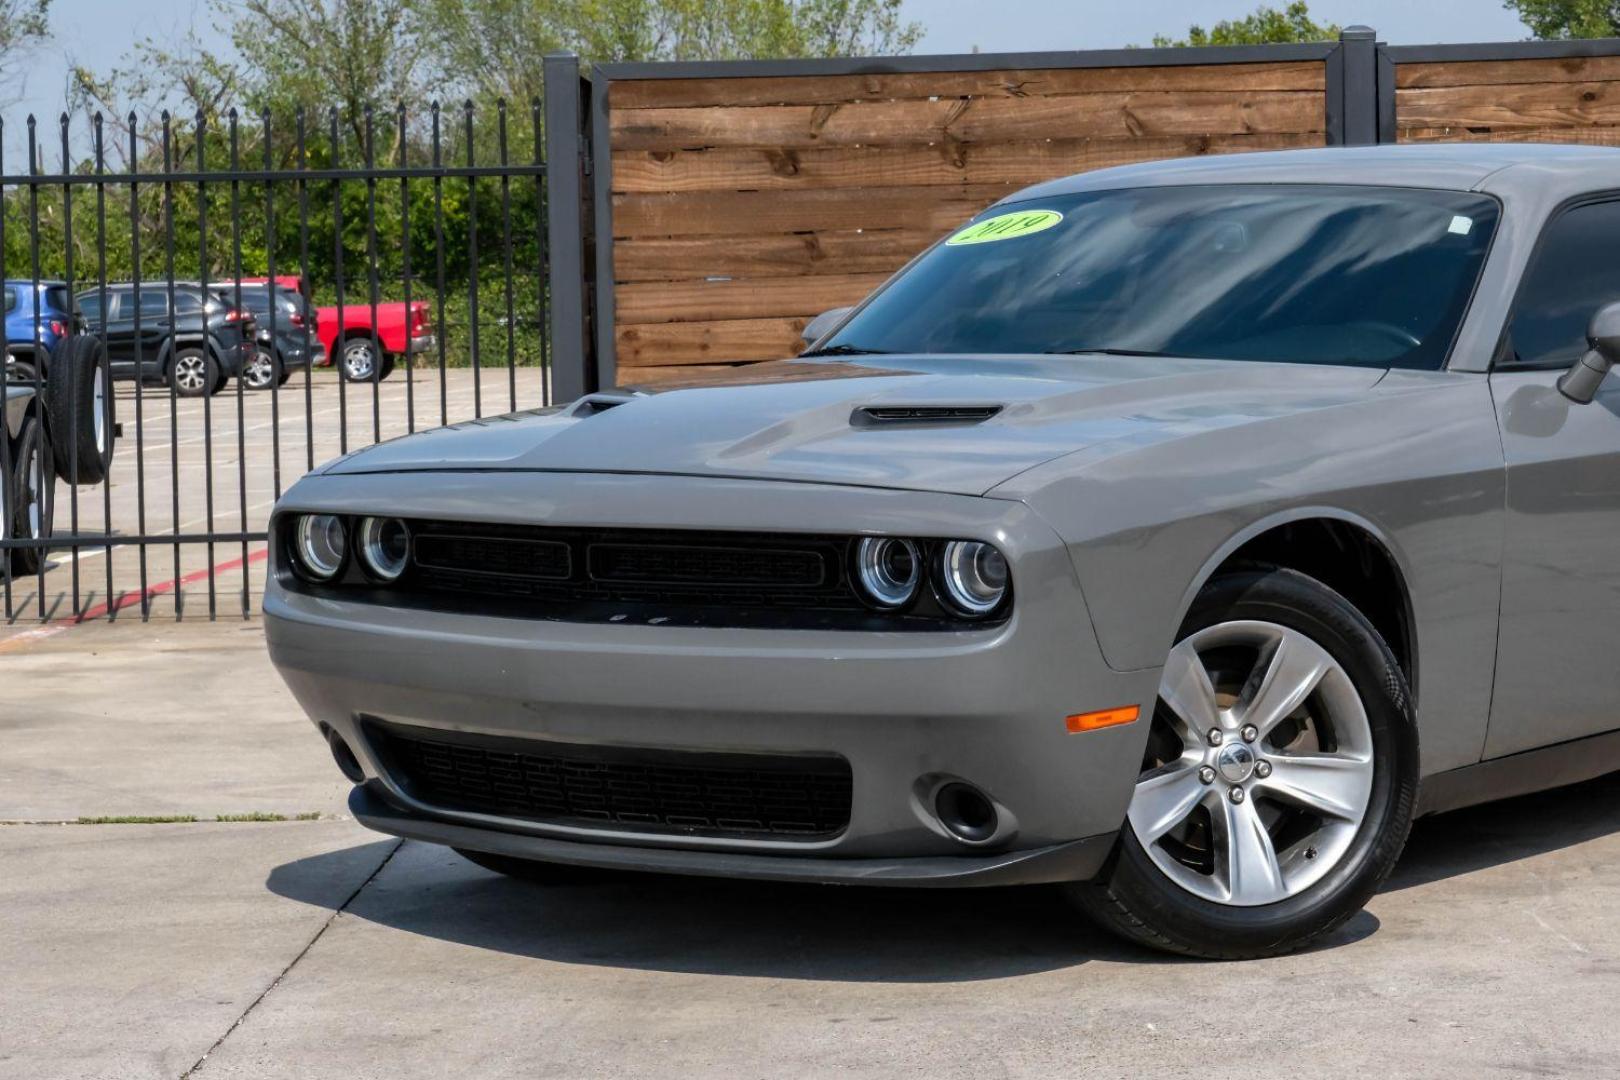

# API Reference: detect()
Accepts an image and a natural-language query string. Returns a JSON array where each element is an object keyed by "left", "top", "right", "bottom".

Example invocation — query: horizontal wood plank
[
  {"left": 616, "top": 317, "right": 808, "bottom": 365},
  {"left": 611, "top": 91, "right": 1325, "bottom": 150},
  {"left": 1398, "top": 80, "right": 1620, "bottom": 130},
  {"left": 1399, "top": 124, "right": 1620, "bottom": 145},
  {"left": 611, "top": 132, "right": 1322, "bottom": 193},
  {"left": 1396, "top": 56, "right": 1620, "bottom": 89},
  {"left": 617, "top": 271, "right": 888, "bottom": 324},
  {"left": 614, "top": 230, "right": 930, "bottom": 282},
  {"left": 613, "top": 184, "right": 1010, "bottom": 238},
  {"left": 611, "top": 61, "right": 1326, "bottom": 109}
]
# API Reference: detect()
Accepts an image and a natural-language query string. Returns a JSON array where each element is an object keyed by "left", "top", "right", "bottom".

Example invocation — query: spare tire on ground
[{"left": 45, "top": 334, "right": 116, "bottom": 485}]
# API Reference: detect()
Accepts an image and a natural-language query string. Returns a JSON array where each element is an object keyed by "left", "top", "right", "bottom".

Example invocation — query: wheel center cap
[{"left": 1215, "top": 742, "right": 1257, "bottom": 783}]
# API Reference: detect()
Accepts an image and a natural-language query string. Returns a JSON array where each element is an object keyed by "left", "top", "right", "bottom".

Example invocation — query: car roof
[
  {"left": 79, "top": 282, "right": 210, "bottom": 295},
  {"left": 1000, "top": 143, "right": 1620, "bottom": 205}
]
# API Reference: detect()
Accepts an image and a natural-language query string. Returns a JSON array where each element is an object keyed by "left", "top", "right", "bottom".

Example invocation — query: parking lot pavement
[
  {"left": 0, "top": 820, "right": 389, "bottom": 1080},
  {"left": 4, "top": 620, "right": 1620, "bottom": 1078},
  {"left": 9, "top": 364, "right": 549, "bottom": 623},
  {"left": 0, "top": 619, "right": 346, "bottom": 821}
]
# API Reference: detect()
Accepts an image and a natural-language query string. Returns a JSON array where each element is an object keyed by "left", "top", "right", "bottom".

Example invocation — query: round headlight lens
[
  {"left": 854, "top": 537, "right": 921, "bottom": 608},
  {"left": 938, "top": 541, "right": 1009, "bottom": 617},
  {"left": 357, "top": 516, "right": 411, "bottom": 582},
  {"left": 293, "top": 514, "right": 347, "bottom": 580}
]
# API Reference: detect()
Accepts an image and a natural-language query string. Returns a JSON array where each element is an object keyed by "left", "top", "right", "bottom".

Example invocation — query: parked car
[
  {"left": 266, "top": 144, "right": 1620, "bottom": 961},
  {"left": 241, "top": 274, "right": 309, "bottom": 300},
  {"left": 4, "top": 280, "right": 79, "bottom": 371},
  {"left": 313, "top": 300, "right": 435, "bottom": 382},
  {"left": 220, "top": 282, "right": 325, "bottom": 390},
  {"left": 77, "top": 284, "right": 255, "bottom": 398},
  {"left": 3, "top": 339, "right": 111, "bottom": 573}
]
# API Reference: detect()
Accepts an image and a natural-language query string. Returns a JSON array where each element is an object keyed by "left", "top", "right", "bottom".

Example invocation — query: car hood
[{"left": 321, "top": 355, "right": 1387, "bottom": 496}]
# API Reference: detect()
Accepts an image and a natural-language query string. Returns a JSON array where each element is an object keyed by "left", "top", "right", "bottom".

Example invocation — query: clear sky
[{"left": 11, "top": 0, "right": 1533, "bottom": 160}]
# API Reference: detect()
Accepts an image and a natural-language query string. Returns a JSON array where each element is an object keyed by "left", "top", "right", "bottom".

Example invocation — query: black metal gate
[{"left": 0, "top": 103, "right": 554, "bottom": 622}]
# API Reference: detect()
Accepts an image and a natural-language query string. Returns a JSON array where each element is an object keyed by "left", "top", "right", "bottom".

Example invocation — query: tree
[
  {"left": 1152, "top": 1, "right": 1339, "bottom": 47},
  {"left": 0, "top": 0, "right": 50, "bottom": 107},
  {"left": 1503, "top": 0, "right": 1620, "bottom": 38},
  {"left": 233, "top": 0, "right": 429, "bottom": 160}
]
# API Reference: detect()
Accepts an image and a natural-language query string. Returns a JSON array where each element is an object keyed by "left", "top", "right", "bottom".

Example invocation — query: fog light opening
[
  {"left": 935, "top": 782, "right": 998, "bottom": 844},
  {"left": 327, "top": 728, "right": 366, "bottom": 784}
]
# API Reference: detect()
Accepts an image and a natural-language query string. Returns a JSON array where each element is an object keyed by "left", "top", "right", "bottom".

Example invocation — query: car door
[
  {"left": 91, "top": 290, "right": 140, "bottom": 374},
  {"left": 1486, "top": 197, "right": 1620, "bottom": 757},
  {"left": 134, "top": 287, "right": 178, "bottom": 372}
]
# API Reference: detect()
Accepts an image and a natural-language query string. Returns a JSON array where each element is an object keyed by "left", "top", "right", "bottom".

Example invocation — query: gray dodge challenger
[{"left": 266, "top": 144, "right": 1620, "bottom": 959}]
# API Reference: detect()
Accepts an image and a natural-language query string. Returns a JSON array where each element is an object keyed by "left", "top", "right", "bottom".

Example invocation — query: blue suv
[{"left": 4, "top": 280, "right": 79, "bottom": 371}]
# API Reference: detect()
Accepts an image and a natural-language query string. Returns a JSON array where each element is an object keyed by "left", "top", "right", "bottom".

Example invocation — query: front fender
[{"left": 991, "top": 371, "right": 1505, "bottom": 775}]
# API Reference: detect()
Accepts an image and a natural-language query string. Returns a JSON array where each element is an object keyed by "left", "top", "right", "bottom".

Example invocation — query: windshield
[{"left": 818, "top": 185, "right": 1499, "bottom": 370}]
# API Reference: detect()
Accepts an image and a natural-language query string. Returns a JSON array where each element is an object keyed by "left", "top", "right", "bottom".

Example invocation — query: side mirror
[
  {"left": 1557, "top": 301, "right": 1620, "bottom": 404},
  {"left": 800, "top": 306, "right": 853, "bottom": 349}
]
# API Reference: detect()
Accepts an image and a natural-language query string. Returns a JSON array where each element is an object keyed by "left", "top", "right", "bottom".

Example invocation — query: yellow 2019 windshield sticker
[{"left": 946, "top": 209, "right": 1064, "bottom": 246}]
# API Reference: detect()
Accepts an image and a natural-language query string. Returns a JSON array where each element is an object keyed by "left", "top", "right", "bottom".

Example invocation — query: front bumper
[
  {"left": 407, "top": 333, "right": 436, "bottom": 354},
  {"left": 351, "top": 784, "right": 1116, "bottom": 886},
  {"left": 264, "top": 471, "right": 1158, "bottom": 880}
]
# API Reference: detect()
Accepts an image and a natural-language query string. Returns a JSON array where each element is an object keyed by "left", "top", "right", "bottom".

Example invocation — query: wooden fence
[{"left": 543, "top": 31, "right": 1620, "bottom": 393}]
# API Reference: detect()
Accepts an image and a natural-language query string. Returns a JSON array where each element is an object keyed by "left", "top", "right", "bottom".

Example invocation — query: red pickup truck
[{"left": 243, "top": 277, "right": 436, "bottom": 382}]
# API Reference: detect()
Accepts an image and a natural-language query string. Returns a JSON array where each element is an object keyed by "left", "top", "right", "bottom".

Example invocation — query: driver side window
[{"left": 1507, "top": 199, "right": 1620, "bottom": 369}]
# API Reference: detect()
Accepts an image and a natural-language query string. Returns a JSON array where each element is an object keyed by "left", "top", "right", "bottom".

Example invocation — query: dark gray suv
[
  {"left": 224, "top": 282, "right": 324, "bottom": 390},
  {"left": 76, "top": 283, "right": 255, "bottom": 397}
]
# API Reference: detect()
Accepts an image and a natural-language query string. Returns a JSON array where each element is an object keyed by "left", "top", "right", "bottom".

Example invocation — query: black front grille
[
  {"left": 368, "top": 721, "right": 853, "bottom": 840},
  {"left": 587, "top": 542, "right": 825, "bottom": 588},
  {"left": 414, "top": 533, "right": 572, "bottom": 580},
  {"left": 402, "top": 522, "right": 876, "bottom": 625}
]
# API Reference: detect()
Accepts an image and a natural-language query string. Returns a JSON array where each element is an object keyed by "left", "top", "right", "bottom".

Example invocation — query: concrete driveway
[{"left": 3, "top": 618, "right": 1618, "bottom": 1079}]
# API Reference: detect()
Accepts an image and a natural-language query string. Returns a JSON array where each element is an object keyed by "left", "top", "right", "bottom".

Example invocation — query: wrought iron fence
[{"left": 0, "top": 102, "right": 551, "bottom": 623}]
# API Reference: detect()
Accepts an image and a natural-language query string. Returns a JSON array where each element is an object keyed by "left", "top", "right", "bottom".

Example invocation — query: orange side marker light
[{"left": 1065, "top": 705, "right": 1140, "bottom": 734}]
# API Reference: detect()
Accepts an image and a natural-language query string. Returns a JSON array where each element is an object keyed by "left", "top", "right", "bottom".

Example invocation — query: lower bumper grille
[{"left": 367, "top": 721, "right": 853, "bottom": 841}]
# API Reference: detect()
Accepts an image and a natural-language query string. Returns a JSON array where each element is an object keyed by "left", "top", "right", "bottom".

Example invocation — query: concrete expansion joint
[{"left": 177, "top": 837, "right": 405, "bottom": 1078}]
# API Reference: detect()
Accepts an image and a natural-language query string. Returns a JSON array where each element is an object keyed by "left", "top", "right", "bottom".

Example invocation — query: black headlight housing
[{"left": 274, "top": 514, "right": 1012, "bottom": 630}]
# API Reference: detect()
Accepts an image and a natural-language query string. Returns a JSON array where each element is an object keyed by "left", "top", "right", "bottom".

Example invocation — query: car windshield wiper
[
  {"left": 800, "top": 343, "right": 892, "bottom": 357},
  {"left": 1051, "top": 346, "right": 1180, "bottom": 358}
]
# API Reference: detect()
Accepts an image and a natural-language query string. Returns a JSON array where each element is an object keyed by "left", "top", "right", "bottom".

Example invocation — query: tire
[
  {"left": 168, "top": 348, "right": 217, "bottom": 398},
  {"left": 242, "top": 346, "right": 280, "bottom": 391},
  {"left": 454, "top": 848, "right": 617, "bottom": 885},
  {"left": 340, "top": 337, "right": 393, "bottom": 382},
  {"left": 44, "top": 335, "right": 115, "bottom": 485},
  {"left": 8, "top": 415, "right": 55, "bottom": 576},
  {"left": 1067, "top": 566, "right": 1418, "bottom": 960},
  {"left": 276, "top": 366, "right": 295, "bottom": 387}
]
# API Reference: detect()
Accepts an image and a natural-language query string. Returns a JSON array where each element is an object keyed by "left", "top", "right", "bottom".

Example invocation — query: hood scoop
[
  {"left": 568, "top": 390, "right": 648, "bottom": 418},
  {"left": 852, "top": 404, "right": 1002, "bottom": 427}
]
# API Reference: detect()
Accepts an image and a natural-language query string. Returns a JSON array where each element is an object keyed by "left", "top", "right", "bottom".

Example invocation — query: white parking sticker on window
[{"left": 1448, "top": 215, "right": 1474, "bottom": 236}]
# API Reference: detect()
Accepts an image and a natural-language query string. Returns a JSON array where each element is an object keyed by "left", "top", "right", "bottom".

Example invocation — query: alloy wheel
[
  {"left": 245, "top": 349, "right": 277, "bottom": 390},
  {"left": 1128, "top": 620, "right": 1375, "bottom": 907},
  {"left": 174, "top": 354, "right": 208, "bottom": 393}
]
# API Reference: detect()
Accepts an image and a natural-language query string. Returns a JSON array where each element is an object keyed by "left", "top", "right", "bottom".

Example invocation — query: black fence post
[
  {"left": 1329, "top": 26, "right": 1381, "bottom": 147},
  {"left": 544, "top": 53, "right": 595, "bottom": 401}
]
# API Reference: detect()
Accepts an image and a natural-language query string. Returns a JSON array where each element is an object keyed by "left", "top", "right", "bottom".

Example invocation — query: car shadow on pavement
[
  {"left": 264, "top": 773, "right": 1617, "bottom": 976},
  {"left": 266, "top": 839, "right": 1376, "bottom": 979},
  {"left": 1382, "top": 770, "right": 1620, "bottom": 893}
]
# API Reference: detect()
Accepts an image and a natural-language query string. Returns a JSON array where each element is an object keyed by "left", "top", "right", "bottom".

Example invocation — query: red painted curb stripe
[
  {"left": 0, "top": 547, "right": 269, "bottom": 651},
  {"left": 73, "top": 547, "right": 270, "bottom": 623}
]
